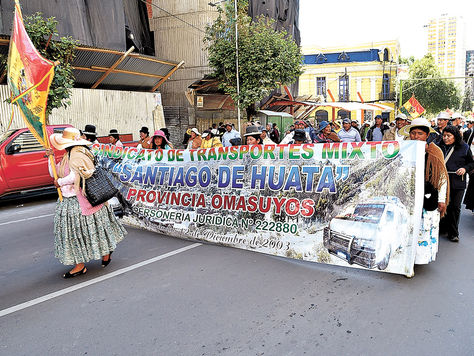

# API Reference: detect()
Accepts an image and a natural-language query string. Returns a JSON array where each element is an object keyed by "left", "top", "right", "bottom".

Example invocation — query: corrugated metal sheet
[
  {"left": 0, "top": 85, "right": 161, "bottom": 140},
  {"left": 0, "top": 38, "right": 182, "bottom": 92},
  {"left": 0, "top": 85, "right": 24, "bottom": 132}
]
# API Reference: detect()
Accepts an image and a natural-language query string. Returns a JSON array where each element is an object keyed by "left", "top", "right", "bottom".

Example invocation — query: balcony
[
  {"left": 338, "top": 93, "right": 350, "bottom": 102},
  {"left": 379, "top": 92, "right": 396, "bottom": 101}
]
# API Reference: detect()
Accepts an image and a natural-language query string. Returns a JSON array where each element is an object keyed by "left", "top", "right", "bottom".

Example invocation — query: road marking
[
  {"left": 0, "top": 243, "right": 202, "bottom": 318},
  {"left": 0, "top": 213, "right": 54, "bottom": 226},
  {"left": 0, "top": 204, "right": 56, "bottom": 217}
]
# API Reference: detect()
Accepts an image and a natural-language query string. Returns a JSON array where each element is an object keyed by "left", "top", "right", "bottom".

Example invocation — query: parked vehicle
[
  {"left": 0, "top": 125, "right": 72, "bottom": 198},
  {"left": 97, "top": 133, "right": 138, "bottom": 147},
  {"left": 323, "top": 196, "right": 408, "bottom": 270}
]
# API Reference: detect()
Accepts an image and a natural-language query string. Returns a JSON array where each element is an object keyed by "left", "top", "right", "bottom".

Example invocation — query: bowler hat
[
  {"left": 83, "top": 124, "right": 97, "bottom": 136},
  {"left": 244, "top": 125, "right": 261, "bottom": 136},
  {"left": 139, "top": 126, "right": 149, "bottom": 135},
  {"left": 108, "top": 129, "right": 120, "bottom": 139}
]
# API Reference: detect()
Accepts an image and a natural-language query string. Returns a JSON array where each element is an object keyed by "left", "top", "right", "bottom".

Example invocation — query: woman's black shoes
[
  {"left": 101, "top": 251, "right": 113, "bottom": 267},
  {"left": 63, "top": 266, "right": 87, "bottom": 279}
]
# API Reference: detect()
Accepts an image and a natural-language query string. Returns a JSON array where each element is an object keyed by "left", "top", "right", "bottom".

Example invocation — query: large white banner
[{"left": 93, "top": 140, "right": 425, "bottom": 277}]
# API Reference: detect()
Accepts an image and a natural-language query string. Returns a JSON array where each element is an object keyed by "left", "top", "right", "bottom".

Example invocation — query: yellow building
[{"left": 299, "top": 40, "right": 400, "bottom": 123}]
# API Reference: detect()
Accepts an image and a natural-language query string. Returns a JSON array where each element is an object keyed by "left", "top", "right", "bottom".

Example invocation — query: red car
[{"left": 0, "top": 125, "right": 72, "bottom": 198}]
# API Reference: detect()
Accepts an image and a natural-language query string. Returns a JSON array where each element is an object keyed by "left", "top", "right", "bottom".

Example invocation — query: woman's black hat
[
  {"left": 83, "top": 124, "right": 97, "bottom": 136},
  {"left": 108, "top": 129, "right": 120, "bottom": 139}
]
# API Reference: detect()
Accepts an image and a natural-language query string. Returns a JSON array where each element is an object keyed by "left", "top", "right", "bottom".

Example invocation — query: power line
[{"left": 139, "top": 0, "right": 206, "bottom": 34}]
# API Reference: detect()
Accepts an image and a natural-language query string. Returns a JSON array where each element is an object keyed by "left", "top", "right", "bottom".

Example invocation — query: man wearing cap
[
  {"left": 434, "top": 111, "right": 451, "bottom": 145},
  {"left": 366, "top": 115, "right": 388, "bottom": 141},
  {"left": 451, "top": 112, "right": 463, "bottom": 130},
  {"left": 435, "top": 111, "right": 450, "bottom": 134},
  {"left": 108, "top": 129, "right": 123, "bottom": 147},
  {"left": 338, "top": 118, "right": 361, "bottom": 142},
  {"left": 463, "top": 118, "right": 474, "bottom": 146},
  {"left": 382, "top": 113, "right": 409, "bottom": 142},
  {"left": 360, "top": 122, "right": 371, "bottom": 141},
  {"left": 351, "top": 119, "right": 360, "bottom": 133},
  {"left": 137, "top": 126, "right": 152, "bottom": 149},
  {"left": 222, "top": 123, "right": 240, "bottom": 147}
]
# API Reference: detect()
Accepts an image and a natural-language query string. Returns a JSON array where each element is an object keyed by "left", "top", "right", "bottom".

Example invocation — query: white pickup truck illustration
[{"left": 323, "top": 196, "right": 408, "bottom": 270}]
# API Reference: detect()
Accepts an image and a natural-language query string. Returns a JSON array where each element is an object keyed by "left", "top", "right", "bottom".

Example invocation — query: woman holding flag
[{"left": 46, "top": 127, "right": 127, "bottom": 278}]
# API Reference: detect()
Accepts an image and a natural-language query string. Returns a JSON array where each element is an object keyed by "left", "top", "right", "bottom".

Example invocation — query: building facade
[
  {"left": 148, "top": 0, "right": 300, "bottom": 144},
  {"left": 466, "top": 50, "right": 474, "bottom": 98},
  {"left": 426, "top": 14, "right": 466, "bottom": 79},
  {"left": 299, "top": 40, "right": 400, "bottom": 123}
]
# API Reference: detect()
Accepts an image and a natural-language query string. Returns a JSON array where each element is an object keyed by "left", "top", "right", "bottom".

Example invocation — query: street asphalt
[{"left": 0, "top": 195, "right": 473, "bottom": 356}]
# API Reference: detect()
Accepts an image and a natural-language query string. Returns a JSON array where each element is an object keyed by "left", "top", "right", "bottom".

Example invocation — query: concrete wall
[
  {"left": 0, "top": 86, "right": 163, "bottom": 140},
  {"left": 149, "top": 0, "right": 217, "bottom": 108}
]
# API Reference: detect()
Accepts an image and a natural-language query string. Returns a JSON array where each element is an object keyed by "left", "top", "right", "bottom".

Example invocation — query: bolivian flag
[
  {"left": 7, "top": 0, "right": 55, "bottom": 147},
  {"left": 400, "top": 95, "right": 425, "bottom": 120}
]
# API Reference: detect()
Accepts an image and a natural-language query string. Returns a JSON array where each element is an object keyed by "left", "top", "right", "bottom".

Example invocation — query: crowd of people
[
  {"left": 176, "top": 113, "right": 473, "bottom": 256},
  {"left": 52, "top": 111, "right": 471, "bottom": 276}
]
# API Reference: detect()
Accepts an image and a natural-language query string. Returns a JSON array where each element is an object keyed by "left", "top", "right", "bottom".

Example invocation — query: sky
[{"left": 299, "top": 0, "right": 474, "bottom": 58}]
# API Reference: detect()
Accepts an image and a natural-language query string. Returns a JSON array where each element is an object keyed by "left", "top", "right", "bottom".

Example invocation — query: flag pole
[{"left": 46, "top": 61, "right": 62, "bottom": 201}]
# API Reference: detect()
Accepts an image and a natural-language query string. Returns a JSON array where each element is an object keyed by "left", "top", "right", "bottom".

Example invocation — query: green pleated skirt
[{"left": 54, "top": 197, "right": 127, "bottom": 265}]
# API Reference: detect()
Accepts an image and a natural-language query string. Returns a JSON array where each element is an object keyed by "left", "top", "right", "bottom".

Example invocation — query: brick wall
[{"left": 163, "top": 106, "right": 192, "bottom": 149}]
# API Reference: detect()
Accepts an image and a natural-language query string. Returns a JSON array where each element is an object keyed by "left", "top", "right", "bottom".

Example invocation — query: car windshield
[
  {"left": 336, "top": 204, "right": 385, "bottom": 224},
  {"left": 0, "top": 130, "right": 17, "bottom": 145}
]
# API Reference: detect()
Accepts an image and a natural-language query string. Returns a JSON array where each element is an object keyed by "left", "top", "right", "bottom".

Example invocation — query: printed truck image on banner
[{"left": 92, "top": 141, "right": 425, "bottom": 277}]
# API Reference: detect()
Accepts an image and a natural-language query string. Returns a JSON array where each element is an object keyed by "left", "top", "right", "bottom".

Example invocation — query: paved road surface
[{"left": 0, "top": 196, "right": 473, "bottom": 355}]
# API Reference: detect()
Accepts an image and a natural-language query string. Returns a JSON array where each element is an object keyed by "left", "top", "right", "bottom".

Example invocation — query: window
[
  {"left": 11, "top": 132, "right": 43, "bottom": 153},
  {"left": 316, "top": 77, "right": 326, "bottom": 98},
  {"left": 339, "top": 75, "right": 349, "bottom": 102},
  {"left": 383, "top": 48, "right": 389, "bottom": 62},
  {"left": 364, "top": 110, "right": 373, "bottom": 123},
  {"left": 382, "top": 74, "right": 390, "bottom": 100},
  {"left": 315, "top": 110, "right": 328, "bottom": 123},
  {"left": 337, "top": 109, "right": 350, "bottom": 120}
]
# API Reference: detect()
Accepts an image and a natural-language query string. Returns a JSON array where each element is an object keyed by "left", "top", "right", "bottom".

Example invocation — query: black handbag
[
  {"left": 84, "top": 159, "right": 118, "bottom": 207},
  {"left": 423, "top": 181, "right": 439, "bottom": 211},
  {"left": 229, "top": 137, "right": 242, "bottom": 146}
]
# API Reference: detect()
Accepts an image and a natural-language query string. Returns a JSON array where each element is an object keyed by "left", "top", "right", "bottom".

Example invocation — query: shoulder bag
[{"left": 84, "top": 156, "right": 118, "bottom": 206}]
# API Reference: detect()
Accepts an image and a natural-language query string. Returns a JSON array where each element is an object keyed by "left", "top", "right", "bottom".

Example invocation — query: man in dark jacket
[
  {"left": 434, "top": 111, "right": 451, "bottom": 145},
  {"left": 462, "top": 118, "right": 474, "bottom": 146},
  {"left": 366, "top": 115, "right": 389, "bottom": 141},
  {"left": 270, "top": 123, "right": 280, "bottom": 143}
]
